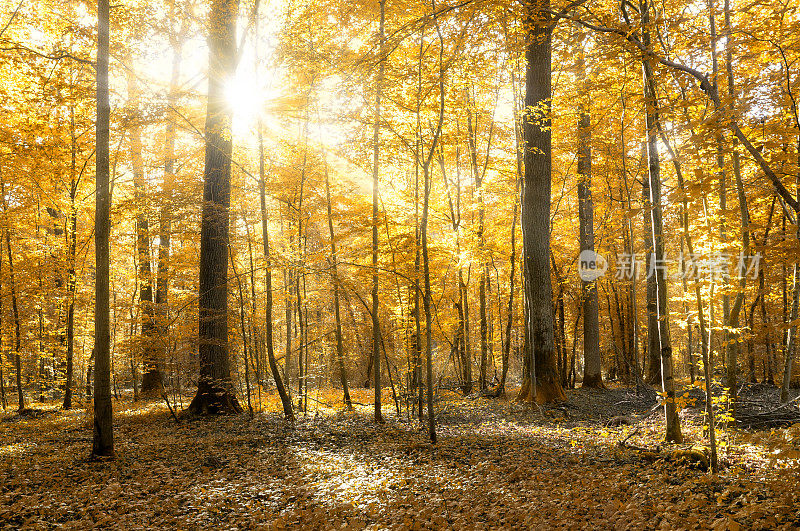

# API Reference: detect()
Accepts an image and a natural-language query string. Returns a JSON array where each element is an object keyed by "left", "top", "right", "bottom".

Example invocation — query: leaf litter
[{"left": 0, "top": 387, "right": 799, "bottom": 530}]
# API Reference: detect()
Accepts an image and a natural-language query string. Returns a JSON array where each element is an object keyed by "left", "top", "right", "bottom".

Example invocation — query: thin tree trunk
[
  {"left": 660, "top": 122, "right": 716, "bottom": 469},
  {"left": 243, "top": 210, "right": 262, "bottom": 387},
  {"left": 229, "top": 243, "right": 253, "bottom": 417},
  {"left": 285, "top": 234, "right": 294, "bottom": 391},
  {"left": 258, "top": 125, "right": 294, "bottom": 422},
  {"left": 719, "top": 0, "right": 752, "bottom": 417},
  {"left": 154, "top": 2, "right": 183, "bottom": 395},
  {"left": 641, "top": 0, "right": 681, "bottom": 442},
  {"left": 0, "top": 201, "right": 23, "bottom": 411},
  {"left": 295, "top": 106, "right": 310, "bottom": 413},
  {"left": 576, "top": 25, "right": 603, "bottom": 389},
  {"left": 781, "top": 260, "right": 799, "bottom": 402},
  {"left": 621, "top": 149, "right": 642, "bottom": 386},
  {"left": 780, "top": 141, "right": 800, "bottom": 399},
  {"left": 63, "top": 105, "right": 79, "bottom": 410},
  {"left": 127, "top": 70, "right": 160, "bottom": 396},
  {"left": 296, "top": 275, "right": 305, "bottom": 412},
  {"left": 642, "top": 154, "right": 660, "bottom": 386},
  {"left": 413, "top": 27, "right": 424, "bottom": 418},
  {"left": 420, "top": 0, "right": 445, "bottom": 441},
  {"left": 0, "top": 244, "right": 5, "bottom": 410},
  {"left": 466, "top": 98, "right": 490, "bottom": 392},
  {"left": 371, "top": 0, "right": 386, "bottom": 423},
  {"left": 497, "top": 183, "right": 519, "bottom": 396},
  {"left": 708, "top": 2, "right": 732, "bottom": 401},
  {"left": 324, "top": 158, "right": 352, "bottom": 408},
  {"left": 758, "top": 197, "right": 776, "bottom": 385}
]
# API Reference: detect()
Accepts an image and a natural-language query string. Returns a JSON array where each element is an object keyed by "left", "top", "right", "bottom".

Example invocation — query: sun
[{"left": 225, "top": 69, "right": 263, "bottom": 136}]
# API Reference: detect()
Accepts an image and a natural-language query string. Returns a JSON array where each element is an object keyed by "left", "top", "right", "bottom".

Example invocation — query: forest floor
[{"left": 1, "top": 385, "right": 799, "bottom": 530}]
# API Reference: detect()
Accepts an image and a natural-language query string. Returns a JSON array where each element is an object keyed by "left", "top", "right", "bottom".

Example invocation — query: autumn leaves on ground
[{"left": 1, "top": 387, "right": 799, "bottom": 530}]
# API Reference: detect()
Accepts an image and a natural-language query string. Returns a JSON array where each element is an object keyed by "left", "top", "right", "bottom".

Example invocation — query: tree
[
  {"left": 188, "top": 0, "right": 242, "bottom": 414},
  {"left": 92, "top": 0, "right": 113, "bottom": 457},
  {"left": 126, "top": 69, "right": 160, "bottom": 397},
  {"left": 154, "top": 0, "right": 185, "bottom": 403},
  {"left": 324, "top": 158, "right": 352, "bottom": 409},
  {"left": 371, "top": 0, "right": 386, "bottom": 423},
  {"left": 575, "top": 25, "right": 602, "bottom": 389},
  {"left": 520, "top": 0, "right": 564, "bottom": 403},
  {"left": 639, "top": 0, "right": 681, "bottom": 443}
]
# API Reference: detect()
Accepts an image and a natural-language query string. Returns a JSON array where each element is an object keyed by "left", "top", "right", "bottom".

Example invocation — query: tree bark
[
  {"left": 188, "top": 0, "right": 242, "bottom": 415},
  {"left": 521, "top": 0, "right": 564, "bottom": 403},
  {"left": 92, "top": 0, "right": 114, "bottom": 455}
]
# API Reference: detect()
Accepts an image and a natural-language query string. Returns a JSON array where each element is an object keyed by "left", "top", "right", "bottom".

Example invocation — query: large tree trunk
[
  {"left": 92, "top": 0, "right": 114, "bottom": 456},
  {"left": 521, "top": 0, "right": 564, "bottom": 403},
  {"left": 188, "top": 0, "right": 242, "bottom": 415},
  {"left": 576, "top": 27, "right": 603, "bottom": 389}
]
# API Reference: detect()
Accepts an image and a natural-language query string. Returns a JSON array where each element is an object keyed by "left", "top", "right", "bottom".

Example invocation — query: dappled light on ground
[{"left": 0, "top": 388, "right": 799, "bottom": 529}]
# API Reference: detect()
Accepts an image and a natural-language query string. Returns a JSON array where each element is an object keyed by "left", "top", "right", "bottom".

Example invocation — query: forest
[{"left": 1, "top": 0, "right": 800, "bottom": 528}]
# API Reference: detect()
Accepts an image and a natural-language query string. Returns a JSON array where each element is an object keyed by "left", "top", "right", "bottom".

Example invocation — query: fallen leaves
[{"left": 0, "top": 388, "right": 799, "bottom": 529}]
